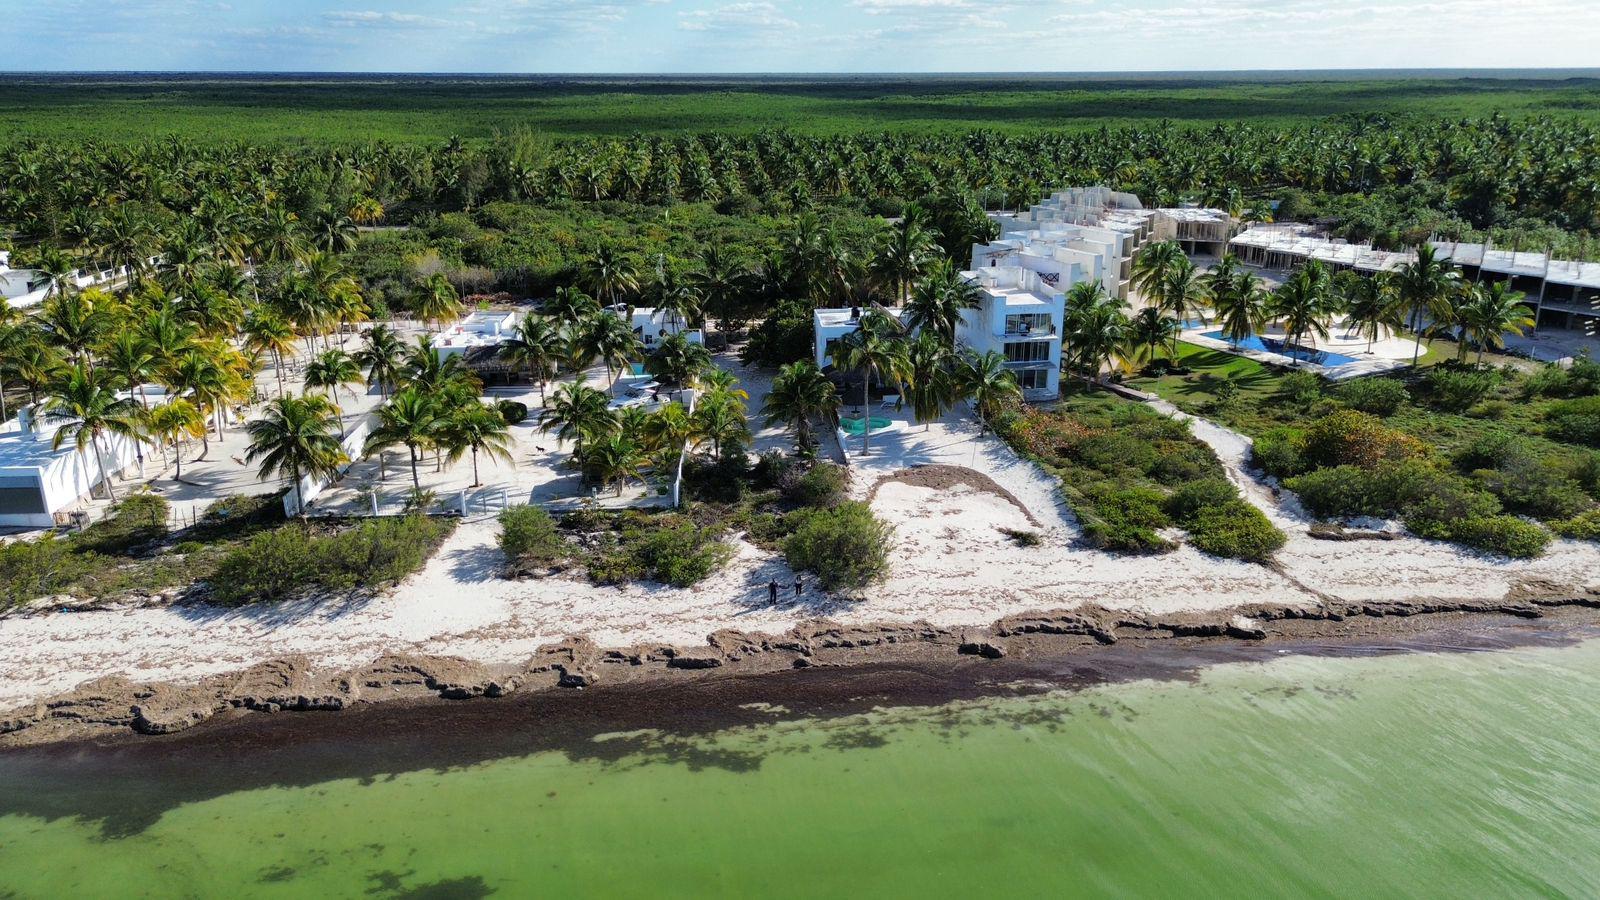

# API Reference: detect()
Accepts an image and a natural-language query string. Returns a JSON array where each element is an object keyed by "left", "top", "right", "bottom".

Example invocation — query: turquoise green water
[
  {"left": 5, "top": 641, "right": 1600, "bottom": 898},
  {"left": 840, "top": 416, "right": 892, "bottom": 436}
]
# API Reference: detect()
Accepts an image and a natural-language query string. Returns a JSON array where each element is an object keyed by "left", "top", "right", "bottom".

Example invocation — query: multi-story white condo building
[{"left": 954, "top": 266, "right": 1065, "bottom": 401}]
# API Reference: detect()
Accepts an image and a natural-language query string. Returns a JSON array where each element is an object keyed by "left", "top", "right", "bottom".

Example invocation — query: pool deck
[{"left": 1181, "top": 327, "right": 1415, "bottom": 381}]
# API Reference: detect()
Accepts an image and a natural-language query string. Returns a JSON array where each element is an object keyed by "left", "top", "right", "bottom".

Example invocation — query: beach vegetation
[
  {"left": 210, "top": 514, "right": 455, "bottom": 605},
  {"left": 783, "top": 501, "right": 895, "bottom": 591}
]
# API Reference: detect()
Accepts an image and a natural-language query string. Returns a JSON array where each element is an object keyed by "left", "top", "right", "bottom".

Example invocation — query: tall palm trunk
[
  {"left": 471, "top": 447, "right": 481, "bottom": 487},
  {"left": 92, "top": 433, "right": 119, "bottom": 502},
  {"left": 861, "top": 371, "right": 872, "bottom": 455},
  {"left": 408, "top": 445, "right": 422, "bottom": 491}
]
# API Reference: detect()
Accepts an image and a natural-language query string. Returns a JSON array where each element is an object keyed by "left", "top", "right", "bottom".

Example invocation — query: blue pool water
[{"left": 1200, "top": 331, "right": 1360, "bottom": 367}]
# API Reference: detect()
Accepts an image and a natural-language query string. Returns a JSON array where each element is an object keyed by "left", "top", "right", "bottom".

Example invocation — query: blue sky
[{"left": 7, "top": 0, "right": 1600, "bottom": 73}]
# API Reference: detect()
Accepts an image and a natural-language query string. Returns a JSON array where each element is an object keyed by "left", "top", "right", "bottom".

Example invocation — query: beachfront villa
[
  {"left": 956, "top": 266, "right": 1065, "bottom": 400},
  {"left": 624, "top": 306, "right": 705, "bottom": 347},
  {"left": 812, "top": 305, "right": 907, "bottom": 369},
  {"left": 1229, "top": 225, "right": 1600, "bottom": 336},
  {"left": 1, "top": 250, "right": 162, "bottom": 312},
  {"left": 430, "top": 311, "right": 519, "bottom": 359},
  {"left": 0, "top": 397, "right": 162, "bottom": 528}
]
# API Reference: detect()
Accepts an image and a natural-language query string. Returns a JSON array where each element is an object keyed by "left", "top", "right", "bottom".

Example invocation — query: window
[
  {"left": 1003, "top": 341, "right": 1051, "bottom": 363},
  {"left": 1016, "top": 369, "right": 1050, "bottom": 391}
]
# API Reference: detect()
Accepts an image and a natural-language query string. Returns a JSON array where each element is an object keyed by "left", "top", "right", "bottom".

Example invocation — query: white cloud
[{"left": 678, "top": 1, "right": 798, "bottom": 33}]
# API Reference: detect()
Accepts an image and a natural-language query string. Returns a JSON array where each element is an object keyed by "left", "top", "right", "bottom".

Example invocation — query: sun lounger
[{"left": 879, "top": 395, "right": 900, "bottom": 409}]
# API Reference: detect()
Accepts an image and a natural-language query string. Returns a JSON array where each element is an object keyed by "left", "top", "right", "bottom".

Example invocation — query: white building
[
  {"left": 990, "top": 187, "right": 1153, "bottom": 300},
  {"left": 973, "top": 227, "right": 1112, "bottom": 299},
  {"left": 0, "top": 404, "right": 151, "bottom": 528},
  {"left": 0, "top": 250, "right": 162, "bottom": 312},
  {"left": 606, "top": 304, "right": 705, "bottom": 348},
  {"left": 812, "top": 306, "right": 906, "bottom": 369},
  {"left": 955, "top": 267, "right": 1065, "bottom": 401},
  {"left": 431, "top": 311, "right": 519, "bottom": 358}
]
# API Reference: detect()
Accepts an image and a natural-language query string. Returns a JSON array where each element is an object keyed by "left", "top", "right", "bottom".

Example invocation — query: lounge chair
[{"left": 878, "top": 394, "right": 900, "bottom": 409}]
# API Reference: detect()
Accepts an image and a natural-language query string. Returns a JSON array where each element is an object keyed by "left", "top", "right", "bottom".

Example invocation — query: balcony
[{"left": 1001, "top": 318, "right": 1057, "bottom": 339}]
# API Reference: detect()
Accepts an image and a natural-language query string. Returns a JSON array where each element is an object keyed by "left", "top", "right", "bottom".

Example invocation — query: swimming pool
[
  {"left": 839, "top": 416, "right": 893, "bottom": 436},
  {"left": 1199, "top": 331, "right": 1360, "bottom": 367}
]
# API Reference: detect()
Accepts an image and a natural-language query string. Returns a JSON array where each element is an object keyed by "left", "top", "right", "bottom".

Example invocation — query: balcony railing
[{"left": 1001, "top": 322, "right": 1057, "bottom": 338}]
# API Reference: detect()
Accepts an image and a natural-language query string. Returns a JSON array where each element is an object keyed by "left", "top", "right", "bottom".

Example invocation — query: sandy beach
[{"left": 4, "top": 399, "right": 1600, "bottom": 729}]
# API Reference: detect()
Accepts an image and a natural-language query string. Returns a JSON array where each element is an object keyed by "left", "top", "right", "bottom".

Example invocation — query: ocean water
[{"left": 4, "top": 640, "right": 1600, "bottom": 898}]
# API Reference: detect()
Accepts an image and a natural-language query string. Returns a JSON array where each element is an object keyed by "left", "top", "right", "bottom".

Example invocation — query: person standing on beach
[
  {"left": 768, "top": 579, "right": 780, "bottom": 605},
  {"left": 794, "top": 575, "right": 804, "bottom": 598}
]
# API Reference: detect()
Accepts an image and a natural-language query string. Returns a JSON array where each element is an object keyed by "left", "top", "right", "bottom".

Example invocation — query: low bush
[
  {"left": 1278, "top": 371, "right": 1324, "bottom": 410},
  {"left": 1545, "top": 395, "right": 1600, "bottom": 447},
  {"left": 1253, "top": 427, "right": 1309, "bottom": 479},
  {"left": 1417, "top": 515, "right": 1550, "bottom": 559},
  {"left": 1303, "top": 410, "right": 1428, "bottom": 470},
  {"left": 1165, "top": 477, "right": 1239, "bottom": 523},
  {"left": 783, "top": 501, "right": 894, "bottom": 590},
  {"left": 496, "top": 400, "right": 528, "bottom": 426},
  {"left": 1284, "top": 465, "right": 1384, "bottom": 519},
  {"left": 1336, "top": 378, "right": 1409, "bottom": 417},
  {"left": 1081, "top": 485, "right": 1172, "bottom": 553},
  {"left": 628, "top": 522, "right": 732, "bottom": 588},
  {"left": 999, "top": 527, "right": 1043, "bottom": 547},
  {"left": 1522, "top": 356, "right": 1600, "bottom": 400},
  {"left": 1186, "top": 500, "right": 1286, "bottom": 561},
  {"left": 1473, "top": 462, "right": 1592, "bottom": 521},
  {"left": 1422, "top": 367, "right": 1500, "bottom": 413},
  {"left": 497, "top": 505, "right": 568, "bottom": 569},
  {"left": 1552, "top": 509, "right": 1600, "bottom": 541},
  {"left": 75, "top": 494, "right": 169, "bottom": 555},
  {"left": 781, "top": 462, "right": 848, "bottom": 508},
  {"left": 210, "top": 515, "right": 452, "bottom": 605},
  {"left": 0, "top": 534, "right": 94, "bottom": 608}
]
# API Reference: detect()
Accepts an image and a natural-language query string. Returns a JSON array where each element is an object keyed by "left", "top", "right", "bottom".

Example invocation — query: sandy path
[{"left": 2, "top": 402, "right": 1598, "bottom": 712}]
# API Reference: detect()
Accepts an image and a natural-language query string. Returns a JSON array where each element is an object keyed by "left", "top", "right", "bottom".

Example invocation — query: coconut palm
[
  {"left": 1393, "top": 244, "right": 1462, "bottom": 366},
  {"left": 580, "top": 244, "right": 640, "bottom": 308},
  {"left": 1126, "top": 306, "right": 1182, "bottom": 366},
  {"left": 167, "top": 349, "right": 233, "bottom": 458},
  {"left": 416, "top": 273, "right": 462, "bottom": 329},
  {"left": 440, "top": 402, "right": 516, "bottom": 487},
  {"left": 146, "top": 398, "right": 206, "bottom": 480},
  {"left": 242, "top": 307, "right": 297, "bottom": 398},
  {"left": 955, "top": 349, "right": 1022, "bottom": 426},
  {"left": 401, "top": 336, "right": 474, "bottom": 392},
  {"left": 643, "top": 401, "right": 695, "bottom": 454},
  {"left": 1457, "top": 282, "right": 1535, "bottom": 364},
  {"left": 829, "top": 320, "right": 909, "bottom": 454},
  {"left": 690, "top": 394, "right": 751, "bottom": 462},
  {"left": 541, "top": 381, "right": 615, "bottom": 461},
  {"left": 871, "top": 210, "right": 937, "bottom": 303},
  {"left": 355, "top": 323, "right": 406, "bottom": 401},
  {"left": 904, "top": 331, "right": 957, "bottom": 430},
  {"left": 583, "top": 433, "right": 649, "bottom": 496},
  {"left": 245, "top": 395, "right": 346, "bottom": 518},
  {"left": 40, "top": 290, "right": 110, "bottom": 366},
  {"left": 904, "top": 260, "right": 984, "bottom": 346},
  {"left": 583, "top": 310, "right": 642, "bottom": 395},
  {"left": 1210, "top": 268, "right": 1268, "bottom": 349},
  {"left": 543, "top": 285, "right": 601, "bottom": 324},
  {"left": 762, "top": 359, "right": 841, "bottom": 452},
  {"left": 1063, "top": 281, "right": 1131, "bottom": 386},
  {"left": 363, "top": 386, "right": 441, "bottom": 492},
  {"left": 303, "top": 349, "right": 364, "bottom": 438},
  {"left": 498, "top": 313, "right": 563, "bottom": 404},
  {"left": 1132, "top": 239, "right": 1185, "bottom": 306},
  {"left": 1159, "top": 256, "right": 1211, "bottom": 327},
  {"left": 43, "top": 363, "right": 141, "bottom": 502},
  {"left": 1341, "top": 272, "right": 1403, "bottom": 353},
  {"left": 99, "top": 330, "right": 157, "bottom": 410},
  {"left": 645, "top": 331, "right": 713, "bottom": 387},
  {"left": 1269, "top": 260, "right": 1341, "bottom": 354},
  {"left": 650, "top": 268, "right": 700, "bottom": 336}
]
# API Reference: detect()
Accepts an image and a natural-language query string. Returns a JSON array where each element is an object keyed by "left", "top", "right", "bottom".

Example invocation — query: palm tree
[
  {"left": 583, "top": 311, "right": 642, "bottom": 396},
  {"left": 955, "top": 350, "right": 1022, "bottom": 426},
  {"left": 645, "top": 331, "right": 712, "bottom": 387},
  {"left": 401, "top": 335, "right": 474, "bottom": 392},
  {"left": 99, "top": 330, "right": 157, "bottom": 410},
  {"left": 541, "top": 380, "right": 615, "bottom": 461},
  {"left": 830, "top": 321, "right": 909, "bottom": 454},
  {"left": 242, "top": 307, "right": 297, "bottom": 399},
  {"left": 440, "top": 402, "right": 515, "bottom": 487},
  {"left": 871, "top": 210, "right": 937, "bottom": 303},
  {"left": 905, "top": 260, "right": 984, "bottom": 346},
  {"left": 498, "top": 313, "right": 563, "bottom": 404},
  {"left": 904, "top": 331, "right": 957, "bottom": 430},
  {"left": 689, "top": 244, "right": 755, "bottom": 332},
  {"left": 355, "top": 323, "right": 406, "bottom": 401},
  {"left": 1063, "top": 281, "right": 1131, "bottom": 387},
  {"left": 650, "top": 267, "right": 701, "bottom": 337},
  {"left": 1160, "top": 256, "right": 1211, "bottom": 327},
  {"left": 147, "top": 399, "right": 206, "bottom": 480},
  {"left": 1127, "top": 306, "right": 1182, "bottom": 366},
  {"left": 584, "top": 433, "right": 648, "bottom": 496},
  {"left": 690, "top": 394, "right": 751, "bottom": 461},
  {"left": 1457, "top": 282, "right": 1535, "bottom": 365},
  {"left": 643, "top": 401, "right": 695, "bottom": 454},
  {"left": 544, "top": 285, "right": 601, "bottom": 324},
  {"left": 762, "top": 360, "right": 840, "bottom": 453},
  {"left": 1269, "top": 260, "right": 1340, "bottom": 355},
  {"left": 363, "top": 386, "right": 440, "bottom": 491},
  {"left": 40, "top": 290, "right": 109, "bottom": 366},
  {"left": 1393, "top": 244, "right": 1461, "bottom": 366},
  {"left": 303, "top": 349, "right": 363, "bottom": 438},
  {"left": 1341, "top": 272, "right": 1403, "bottom": 354},
  {"left": 245, "top": 395, "right": 346, "bottom": 518},
  {"left": 580, "top": 244, "right": 640, "bottom": 309},
  {"left": 416, "top": 273, "right": 462, "bottom": 329},
  {"left": 168, "top": 349, "right": 232, "bottom": 458},
  {"left": 1210, "top": 268, "right": 1267, "bottom": 349},
  {"left": 43, "top": 363, "right": 141, "bottom": 502},
  {"left": 1132, "top": 240, "right": 1185, "bottom": 306}
]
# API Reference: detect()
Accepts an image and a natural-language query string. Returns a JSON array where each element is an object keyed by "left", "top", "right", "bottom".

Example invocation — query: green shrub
[
  {"left": 76, "top": 494, "right": 170, "bottom": 555},
  {"left": 1303, "top": 410, "right": 1428, "bottom": 469},
  {"left": 1455, "top": 430, "right": 1531, "bottom": 471},
  {"left": 1082, "top": 485, "right": 1172, "bottom": 552},
  {"left": 1253, "top": 427, "right": 1309, "bottom": 479},
  {"left": 1278, "top": 371, "right": 1324, "bottom": 409},
  {"left": 999, "top": 527, "right": 1043, "bottom": 547},
  {"left": 1402, "top": 477, "right": 1504, "bottom": 534},
  {"left": 1545, "top": 395, "right": 1600, "bottom": 447},
  {"left": 1423, "top": 515, "right": 1551, "bottom": 559},
  {"left": 496, "top": 400, "right": 529, "bottom": 426},
  {"left": 0, "top": 535, "right": 94, "bottom": 608},
  {"left": 1165, "top": 477, "right": 1239, "bottom": 523},
  {"left": 630, "top": 523, "right": 732, "bottom": 588},
  {"left": 783, "top": 501, "right": 894, "bottom": 590},
  {"left": 782, "top": 462, "right": 848, "bottom": 508},
  {"left": 1422, "top": 367, "right": 1500, "bottom": 412},
  {"left": 1187, "top": 500, "right": 1286, "bottom": 561},
  {"left": 1285, "top": 465, "right": 1383, "bottom": 518},
  {"left": 497, "top": 505, "right": 568, "bottom": 569},
  {"left": 1468, "top": 399, "right": 1511, "bottom": 420},
  {"left": 1336, "top": 378, "right": 1408, "bottom": 416},
  {"left": 1473, "top": 462, "right": 1592, "bottom": 521},
  {"left": 1553, "top": 509, "right": 1600, "bottom": 541},
  {"left": 210, "top": 515, "right": 452, "bottom": 605}
]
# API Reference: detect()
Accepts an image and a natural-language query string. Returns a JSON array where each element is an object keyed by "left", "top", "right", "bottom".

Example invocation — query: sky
[{"left": 6, "top": 0, "right": 1600, "bottom": 73}]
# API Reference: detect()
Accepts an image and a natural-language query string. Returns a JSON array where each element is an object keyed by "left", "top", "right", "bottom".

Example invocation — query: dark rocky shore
[{"left": 5, "top": 586, "right": 1599, "bottom": 750}]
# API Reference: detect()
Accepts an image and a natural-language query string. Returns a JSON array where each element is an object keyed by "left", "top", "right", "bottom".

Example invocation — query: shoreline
[{"left": 5, "top": 591, "right": 1598, "bottom": 752}]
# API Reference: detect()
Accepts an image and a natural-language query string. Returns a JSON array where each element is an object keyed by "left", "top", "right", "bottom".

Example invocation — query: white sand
[{"left": 3, "top": 401, "right": 1599, "bottom": 712}]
